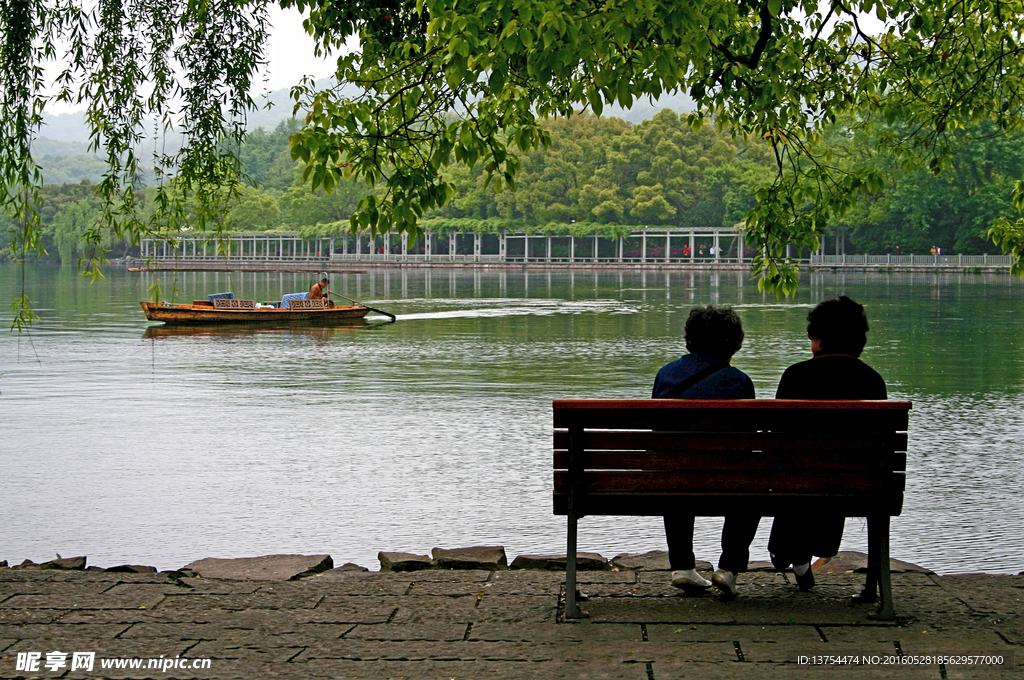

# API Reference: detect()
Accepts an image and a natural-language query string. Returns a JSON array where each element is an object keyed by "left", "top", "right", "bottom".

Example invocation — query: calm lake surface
[{"left": 2, "top": 264, "right": 1022, "bottom": 574}]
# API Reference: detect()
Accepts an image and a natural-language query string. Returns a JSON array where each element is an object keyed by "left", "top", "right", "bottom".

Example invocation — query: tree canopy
[{"left": 3, "top": 0, "right": 1024, "bottom": 326}]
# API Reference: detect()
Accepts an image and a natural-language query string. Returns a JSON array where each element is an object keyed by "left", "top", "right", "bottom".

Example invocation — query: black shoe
[
  {"left": 770, "top": 553, "right": 790, "bottom": 572},
  {"left": 794, "top": 567, "right": 815, "bottom": 591}
]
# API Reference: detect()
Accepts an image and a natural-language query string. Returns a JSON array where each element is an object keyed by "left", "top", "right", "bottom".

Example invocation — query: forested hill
[
  {"left": 8, "top": 109, "right": 1022, "bottom": 264},
  {"left": 32, "top": 86, "right": 695, "bottom": 185}
]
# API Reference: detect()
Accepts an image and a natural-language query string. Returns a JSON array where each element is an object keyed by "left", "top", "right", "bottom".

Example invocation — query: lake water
[{"left": 2, "top": 265, "right": 1022, "bottom": 574}]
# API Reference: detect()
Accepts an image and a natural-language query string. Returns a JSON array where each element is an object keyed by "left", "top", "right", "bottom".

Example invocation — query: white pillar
[
  {"left": 401, "top": 232, "right": 408, "bottom": 258},
  {"left": 546, "top": 236, "right": 552, "bottom": 262},
  {"left": 450, "top": 232, "right": 457, "bottom": 261},
  {"left": 474, "top": 232, "right": 481, "bottom": 261},
  {"left": 642, "top": 230, "right": 647, "bottom": 262},
  {"left": 714, "top": 231, "right": 720, "bottom": 261},
  {"left": 500, "top": 230, "right": 506, "bottom": 261},
  {"left": 665, "top": 233, "right": 671, "bottom": 262},
  {"left": 570, "top": 236, "right": 575, "bottom": 262},
  {"left": 593, "top": 235, "right": 598, "bottom": 262}
]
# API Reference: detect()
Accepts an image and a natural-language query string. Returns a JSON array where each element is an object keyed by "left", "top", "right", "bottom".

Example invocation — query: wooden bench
[{"left": 553, "top": 399, "right": 912, "bottom": 620}]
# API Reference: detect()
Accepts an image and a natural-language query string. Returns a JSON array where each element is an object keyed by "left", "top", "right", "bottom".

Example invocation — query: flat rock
[
  {"left": 181, "top": 554, "right": 333, "bottom": 581},
  {"left": 336, "top": 562, "right": 369, "bottom": 572},
  {"left": 378, "top": 552, "right": 434, "bottom": 572},
  {"left": 812, "top": 551, "right": 934, "bottom": 575},
  {"left": 610, "top": 550, "right": 671, "bottom": 571},
  {"left": 105, "top": 565, "right": 158, "bottom": 573},
  {"left": 609, "top": 551, "right": 712, "bottom": 572},
  {"left": 431, "top": 546, "right": 507, "bottom": 570},
  {"left": 509, "top": 553, "right": 609, "bottom": 571},
  {"left": 13, "top": 559, "right": 42, "bottom": 570},
  {"left": 42, "top": 556, "right": 87, "bottom": 570},
  {"left": 0, "top": 560, "right": 7, "bottom": 568}
]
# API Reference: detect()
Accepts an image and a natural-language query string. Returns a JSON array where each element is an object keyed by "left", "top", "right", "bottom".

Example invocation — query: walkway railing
[{"left": 810, "top": 254, "right": 1014, "bottom": 266}]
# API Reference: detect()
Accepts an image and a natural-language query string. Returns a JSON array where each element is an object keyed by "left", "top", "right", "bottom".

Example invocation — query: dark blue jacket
[{"left": 652, "top": 352, "right": 756, "bottom": 399}]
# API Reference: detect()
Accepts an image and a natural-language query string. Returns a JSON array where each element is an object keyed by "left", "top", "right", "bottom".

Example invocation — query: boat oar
[{"left": 328, "top": 291, "right": 396, "bottom": 322}]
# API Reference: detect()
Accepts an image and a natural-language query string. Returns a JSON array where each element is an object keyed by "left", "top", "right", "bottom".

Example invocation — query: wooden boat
[{"left": 141, "top": 299, "right": 371, "bottom": 325}]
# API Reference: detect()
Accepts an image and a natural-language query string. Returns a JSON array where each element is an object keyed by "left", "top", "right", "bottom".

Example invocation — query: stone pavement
[{"left": 1, "top": 568, "right": 1020, "bottom": 679}]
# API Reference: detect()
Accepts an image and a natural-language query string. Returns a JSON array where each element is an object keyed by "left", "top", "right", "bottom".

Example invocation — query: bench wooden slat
[
  {"left": 553, "top": 450, "right": 907, "bottom": 472},
  {"left": 553, "top": 400, "right": 911, "bottom": 431},
  {"left": 553, "top": 431, "right": 908, "bottom": 453},
  {"left": 553, "top": 493, "right": 905, "bottom": 517},
  {"left": 554, "top": 470, "right": 904, "bottom": 494}
]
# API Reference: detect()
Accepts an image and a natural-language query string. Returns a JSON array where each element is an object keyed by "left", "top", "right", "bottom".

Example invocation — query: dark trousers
[
  {"left": 767, "top": 514, "right": 845, "bottom": 566},
  {"left": 664, "top": 514, "right": 761, "bottom": 573}
]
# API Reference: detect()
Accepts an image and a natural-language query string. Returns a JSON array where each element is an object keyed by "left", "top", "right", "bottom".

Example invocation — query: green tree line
[{"left": 5, "top": 109, "right": 1020, "bottom": 264}]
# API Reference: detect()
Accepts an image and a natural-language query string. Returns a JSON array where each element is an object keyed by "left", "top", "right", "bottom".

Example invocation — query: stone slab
[
  {"left": 645, "top": 623, "right": 822, "bottom": 643},
  {"left": 609, "top": 551, "right": 713, "bottom": 573},
  {"left": 343, "top": 622, "right": 467, "bottom": 641},
  {"left": 812, "top": 551, "right": 935, "bottom": 575},
  {"left": 432, "top": 546, "right": 508, "bottom": 570},
  {"left": 181, "top": 554, "right": 333, "bottom": 581},
  {"left": 104, "top": 565, "right": 158, "bottom": 574},
  {"left": 510, "top": 553, "right": 609, "bottom": 571},
  {"left": 377, "top": 551, "right": 433, "bottom": 572}
]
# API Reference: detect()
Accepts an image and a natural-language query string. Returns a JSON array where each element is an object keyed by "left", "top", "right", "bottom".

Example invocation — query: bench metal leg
[
  {"left": 565, "top": 512, "right": 588, "bottom": 619},
  {"left": 868, "top": 515, "right": 895, "bottom": 621},
  {"left": 858, "top": 516, "right": 881, "bottom": 604}
]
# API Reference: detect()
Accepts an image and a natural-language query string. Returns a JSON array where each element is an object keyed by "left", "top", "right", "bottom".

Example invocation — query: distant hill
[{"left": 32, "top": 81, "right": 696, "bottom": 184}]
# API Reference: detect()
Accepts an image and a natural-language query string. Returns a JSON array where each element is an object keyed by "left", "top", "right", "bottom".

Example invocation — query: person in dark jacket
[
  {"left": 653, "top": 305, "right": 757, "bottom": 597},
  {"left": 768, "top": 296, "right": 887, "bottom": 590}
]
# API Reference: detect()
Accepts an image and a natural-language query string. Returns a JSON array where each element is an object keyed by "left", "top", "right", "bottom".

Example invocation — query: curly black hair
[
  {"left": 807, "top": 296, "right": 869, "bottom": 357},
  {"left": 684, "top": 305, "right": 745, "bottom": 358}
]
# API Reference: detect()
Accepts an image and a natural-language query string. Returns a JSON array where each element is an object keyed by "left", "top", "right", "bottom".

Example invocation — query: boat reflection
[{"left": 142, "top": 320, "right": 384, "bottom": 342}]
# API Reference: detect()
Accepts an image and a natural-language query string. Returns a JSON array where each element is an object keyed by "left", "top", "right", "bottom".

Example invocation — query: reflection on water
[
  {"left": 2, "top": 265, "right": 1023, "bottom": 574},
  {"left": 142, "top": 322, "right": 373, "bottom": 341}
]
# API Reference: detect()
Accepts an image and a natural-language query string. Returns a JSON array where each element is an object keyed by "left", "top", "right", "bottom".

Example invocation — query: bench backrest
[
  {"left": 212, "top": 298, "right": 255, "bottom": 309},
  {"left": 288, "top": 298, "right": 326, "bottom": 310},
  {"left": 553, "top": 399, "right": 911, "bottom": 518}
]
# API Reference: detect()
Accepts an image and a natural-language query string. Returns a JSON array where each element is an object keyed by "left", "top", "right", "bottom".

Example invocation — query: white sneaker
[
  {"left": 712, "top": 568, "right": 738, "bottom": 597},
  {"left": 671, "top": 569, "right": 712, "bottom": 589}
]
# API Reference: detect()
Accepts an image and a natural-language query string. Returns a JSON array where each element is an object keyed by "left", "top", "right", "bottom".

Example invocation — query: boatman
[{"left": 309, "top": 277, "right": 330, "bottom": 300}]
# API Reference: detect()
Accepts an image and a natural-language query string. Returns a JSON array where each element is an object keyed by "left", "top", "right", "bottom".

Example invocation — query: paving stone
[
  {"left": 387, "top": 596, "right": 478, "bottom": 624},
  {"left": 741, "top": 640, "right": 899, "bottom": 663},
  {"left": 0, "top": 623, "right": 129, "bottom": 639},
  {"left": 510, "top": 553, "right": 610, "bottom": 571},
  {"left": 181, "top": 554, "right": 333, "bottom": 581},
  {"left": 157, "top": 592, "right": 323, "bottom": 611},
  {"left": 576, "top": 581, "right": 684, "bottom": 598},
  {"left": 937, "top": 574, "right": 1024, "bottom": 615},
  {"left": 429, "top": 574, "right": 560, "bottom": 597},
  {"left": 472, "top": 595, "right": 559, "bottom": 623},
  {"left": 468, "top": 622, "right": 642, "bottom": 643},
  {"left": 645, "top": 623, "right": 822, "bottom": 643},
  {"left": 121, "top": 622, "right": 352, "bottom": 643},
  {"left": 303, "top": 597, "right": 401, "bottom": 624},
  {"left": 0, "top": 590, "right": 166, "bottom": 610},
  {"left": 258, "top": 579, "right": 409, "bottom": 597},
  {"left": 186, "top": 639, "right": 306, "bottom": 663},
  {"left": 377, "top": 552, "right": 434, "bottom": 572},
  {"left": 343, "top": 623, "right": 467, "bottom": 641},
  {"left": 0, "top": 638, "right": 18, "bottom": 653},
  {"left": 431, "top": 546, "right": 508, "bottom": 571},
  {"left": 0, "top": 608, "right": 65, "bottom": 625},
  {"left": 3, "top": 637, "right": 195, "bottom": 657},
  {"left": 296, "top": 658, "right": 650, "bottom": 679}
]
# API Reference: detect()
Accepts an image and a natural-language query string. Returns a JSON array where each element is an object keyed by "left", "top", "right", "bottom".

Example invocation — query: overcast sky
[{"left": 45, "top": 5, "right": 336, "bottom": 115}]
